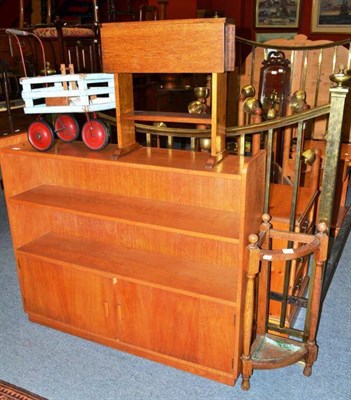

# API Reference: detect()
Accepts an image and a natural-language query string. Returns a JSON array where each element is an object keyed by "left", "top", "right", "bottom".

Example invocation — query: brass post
[{"left": 318, "top": 67, "right": 350, "bottom": 228}]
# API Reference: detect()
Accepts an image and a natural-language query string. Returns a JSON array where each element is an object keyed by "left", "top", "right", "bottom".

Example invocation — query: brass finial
[{"left": 330, "top": 65, "right": 351, "bottom": 87}]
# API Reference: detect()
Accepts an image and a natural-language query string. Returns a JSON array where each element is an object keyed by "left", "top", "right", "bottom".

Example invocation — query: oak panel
[
  {"left": 19, "top": 255, "right": 118, "bottom": 339},
  {"left": 117, "top": 281, "right": 236, "bottom": 373},
  {"left": 101, "top": 19, "right": 235, "bottom": 74}
]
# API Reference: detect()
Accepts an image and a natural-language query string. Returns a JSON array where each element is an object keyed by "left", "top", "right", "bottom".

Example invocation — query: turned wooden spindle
[
  {"left": 241, "top": 233, "right": 260, "bottom": 391},
  {"left": 303, "top": 222, "right": 328, "bottom": 377}
]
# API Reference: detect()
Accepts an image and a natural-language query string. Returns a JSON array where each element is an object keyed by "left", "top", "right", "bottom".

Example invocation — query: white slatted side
[{"left": 20, "top": 73, "right": 116, "bottom": 114}]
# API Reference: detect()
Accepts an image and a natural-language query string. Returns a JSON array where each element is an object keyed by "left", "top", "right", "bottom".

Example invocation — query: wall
[
  {"left": 149, "top": 0, "right": 350, "bottom": 41},
  {"left": 0, "top": 0, "right": 349, "bottom": 40},
  {"left": 149, "top": 0, "right": 197, "bottom": 19}
]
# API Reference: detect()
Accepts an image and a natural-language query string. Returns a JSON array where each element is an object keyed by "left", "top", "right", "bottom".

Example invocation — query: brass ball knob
[
  {"left": 243, "top": 97, "right": 260, "bottom": 115},
  {"left": 302, "top": 149, "right": 316, "bottom": 166},
  {"left": 241, "top": 85, "right": 256, "bottom": 99},
  {"left": 188, "top": 100, "right": 205, "bottom": 114},
  {"left": 199, "top": 137, "right": 211, "bottom": 151},
  {"left": 266, "top": 108, "right": 277, "bottom": 120},
  {"left": 294, "top": 90, "right": 306, "bottom": 101}
]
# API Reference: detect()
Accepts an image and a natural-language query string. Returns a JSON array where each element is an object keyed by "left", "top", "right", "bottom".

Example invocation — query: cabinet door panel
[
  {"left": 19, "top": 256, "right": 118, "bottom": 339},
  {"left": 117, "top": 281, "right": 235, "bottom": 373}
]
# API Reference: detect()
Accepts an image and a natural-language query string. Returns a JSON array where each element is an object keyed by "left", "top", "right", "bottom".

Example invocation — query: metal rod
[
  {"left": 314, "top": 48, "right": 323, "bottom": 107},
  {"left": 267, "top": 323, "right": 305, "bottom": 339},
  {"left": 300, "top": 50, "right": 308, "bottom": 92},
  {"left": 280, "top": 120, "right": 305, "bottom": 327},
  {"left": 263, "top": 128, "right": 273, "bottom": 214},
  {"left": 250, "top": 46, "right": 256, "bottom": 87},
  {"left": 236, "top": 36, "right": 351, "bottom": 52},
  {"left": 318, "top": 86, "right": 349, "bottom": 227}
]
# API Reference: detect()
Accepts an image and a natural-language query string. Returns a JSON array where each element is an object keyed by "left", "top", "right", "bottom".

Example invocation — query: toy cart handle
[{"left": 6, "top": 28, "right": 47, "bottom": 77}]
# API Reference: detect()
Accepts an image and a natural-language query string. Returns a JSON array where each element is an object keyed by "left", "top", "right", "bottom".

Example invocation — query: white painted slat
[
  {"left": 24, "top": 101, "right": 116, "bottom": 114},
  {"left": 20, "top": 72, "right": 116, "bottom": 114}
]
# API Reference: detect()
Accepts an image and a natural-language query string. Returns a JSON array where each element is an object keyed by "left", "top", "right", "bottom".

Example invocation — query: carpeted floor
[
  {"left": 0, "top": 188, "right": 350, "bottom": 400},
  {"left": 0, "top": 380, "right": 48, "bottom": 400}
]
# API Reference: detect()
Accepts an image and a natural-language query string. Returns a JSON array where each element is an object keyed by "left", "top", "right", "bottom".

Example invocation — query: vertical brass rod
[
  {"left": 318, "top": 86, "right": 350, "bottom": 227},
  {"left": 289, "top": 120, "right": 305, "bottom": 231},
  {"left": 263, "top": 128, "right": 273, "bottom": 214},
  {"left": 300, "top": 50, "right": 308, "bottom": 92},
  {"left": 332, "top": 46, "right": 338, "bottom": 74},
  {"left": 314, "top": 49, "right": 323, "bottom": 107},
  {"left": 264, "top": 47, "right": 268, "bottom": 61},
  {"left": 280, "top": 120, "right": 305, "bottom": 327},
  {"left": 250, "top": 46, "right": 256, "bottom": 87},
  {"left": 167, "top": 135, "right": 173, "bottom": 149},
  {"left": 347, "top": 41, "right": 351, "bottom": 71},
  {"left": 289, "top": 49, "right": 295, "bottom": 92}
]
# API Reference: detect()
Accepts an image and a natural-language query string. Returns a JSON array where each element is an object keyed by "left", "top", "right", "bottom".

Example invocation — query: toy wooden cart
[
  {"left": 6, "top": 26, "right": 116, "bottom": 152},
  {"left": 20, "top": 68, "right": 116, "bottom": 151}
]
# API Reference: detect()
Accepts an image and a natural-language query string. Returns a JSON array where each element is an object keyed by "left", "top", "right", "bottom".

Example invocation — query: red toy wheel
[
  {"left": 27, "top": 120, "right": 55, "bottom": 151},
  {"left": 54, "top": 114, "right": 79, "bottom": 142},
  {"left": 82, "top": 119, "right": 109, "bottom": 151}
]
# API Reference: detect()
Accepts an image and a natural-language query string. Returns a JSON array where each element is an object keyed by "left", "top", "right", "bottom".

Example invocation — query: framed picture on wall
[
  {"left": 255, "top": 0, "right": 301, "bottom": 28},
  {"left": 255, "top": 32, "right": 298, "bottom": 42},
  {"left": 311, "top": 0, "right": 351, "bottom": 33}
]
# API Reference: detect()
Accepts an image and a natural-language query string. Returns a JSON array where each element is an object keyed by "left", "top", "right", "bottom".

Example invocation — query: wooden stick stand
[{"left": 101, "top": 18, "right": 235, "bottom": 167}]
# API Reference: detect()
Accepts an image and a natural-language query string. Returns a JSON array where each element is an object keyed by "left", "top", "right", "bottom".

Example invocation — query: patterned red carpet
[{"left": 0, "top": 380, "right": 47, "bottom": 400}]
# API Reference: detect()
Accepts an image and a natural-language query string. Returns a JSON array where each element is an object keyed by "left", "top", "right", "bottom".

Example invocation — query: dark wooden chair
[{"left": 18, "top": 0, "right": 101, "bottom": 73}]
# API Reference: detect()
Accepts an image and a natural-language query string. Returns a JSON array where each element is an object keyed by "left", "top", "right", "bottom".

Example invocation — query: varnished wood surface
[
  {"left": 101, "top": 19, "right": 235, "bottom": 74},
  {"left": 19, "top": 254, "right": 119, "bottom": 339},
  {"left": 0, "top": 140, "right": 251, "bottom": 177},
  {"left": 9, "top": 202, "right": 239, "bottom": 268},
  {"left": 12, "top": 185, "right": 241, "bottom": 242},
  {"left": 117, "top": 281, "right": 236, "bottom": 372},
  {"left": 1, "top": 139, "right": 266, "bottom": 386},
  {"left": 269, "top": 184, "right": 316, "bottom": 221},
  {"left": 18, "top": 232, "right": 238, "bottom": 304},
  {"left": 0, "top": 131, "right": 27, "bottom": 149},
  {"left": 28, "top": 312, "right": 236, "bottom": 385}
]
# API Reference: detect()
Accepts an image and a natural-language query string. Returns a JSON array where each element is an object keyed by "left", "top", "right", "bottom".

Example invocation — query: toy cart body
[
  {"left": 19, "top": 72, "right": 116, "bottom": 151},
  {"left": 7, "top": 28, "right": 116, "bottom": 151},
  {"left": 20, "top": 72, "right": 116, "bottom": 114}
]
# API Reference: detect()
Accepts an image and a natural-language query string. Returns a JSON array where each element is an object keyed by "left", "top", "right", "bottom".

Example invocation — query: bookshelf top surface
[{"left": 0, "top": 141, "right": 259, "bottom": 178}]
